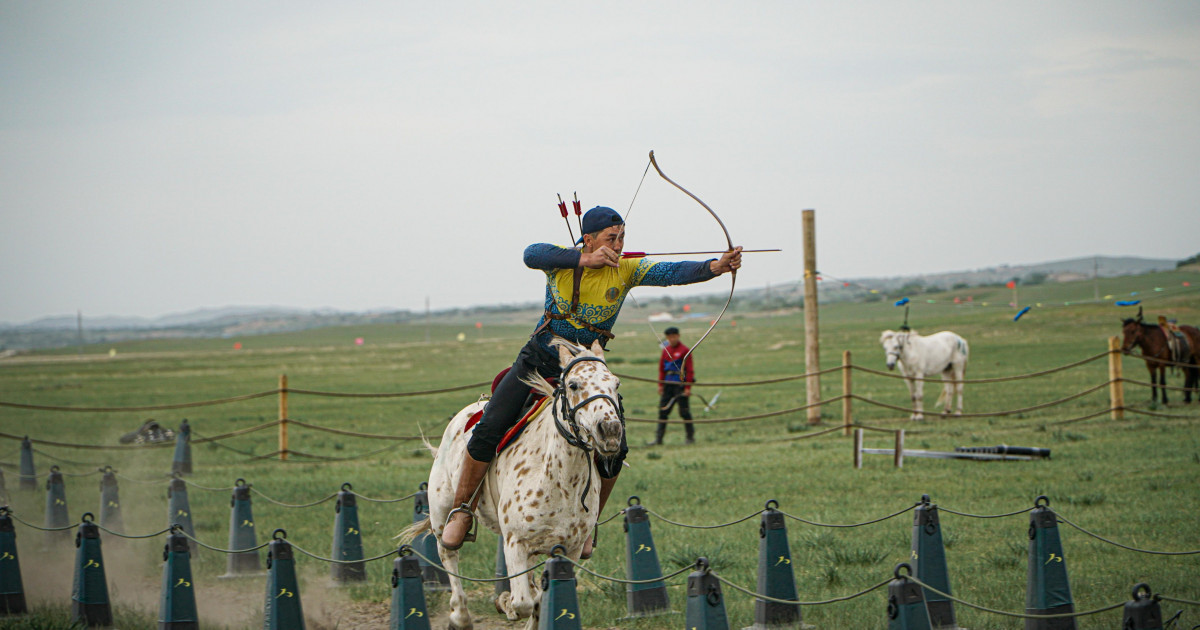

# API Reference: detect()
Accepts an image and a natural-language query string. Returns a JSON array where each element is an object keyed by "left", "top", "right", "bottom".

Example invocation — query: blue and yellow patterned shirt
[{"left": 524, "top": 243, "right": 717, "bottom": 352}]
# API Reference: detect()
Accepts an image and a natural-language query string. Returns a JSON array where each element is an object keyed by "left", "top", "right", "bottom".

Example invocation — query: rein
[{"left": 550, "top": 353, "right": 623, "bottom": 511}]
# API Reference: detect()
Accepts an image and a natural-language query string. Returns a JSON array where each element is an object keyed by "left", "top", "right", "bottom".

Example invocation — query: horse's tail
[
  {"left": 420, "top": 426, "right": 438, "bottom": 458},
  {"left": 395, "top": 517, "right": 431, "bottom": 545}
]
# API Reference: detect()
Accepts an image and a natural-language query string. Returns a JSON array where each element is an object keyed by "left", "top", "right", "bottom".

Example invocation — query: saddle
[
  {"left": 463, "top": 367, "right": 556, "bottom": 455},
  {"left": 1157, "top": 316, "right": 1191, "bottom": 368}
]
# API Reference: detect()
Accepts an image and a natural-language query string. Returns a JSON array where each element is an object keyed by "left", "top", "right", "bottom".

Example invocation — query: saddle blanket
[{"left": 463, "top": 368, "right": 555, "bottom": 455}]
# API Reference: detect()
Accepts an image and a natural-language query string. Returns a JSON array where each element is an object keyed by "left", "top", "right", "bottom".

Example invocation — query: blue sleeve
[
  {"left": 638, "top": 259, "right": 718, "bottom": 287},
  {"left": 524, "top": 243, "right": 581, "bottom": 271}
]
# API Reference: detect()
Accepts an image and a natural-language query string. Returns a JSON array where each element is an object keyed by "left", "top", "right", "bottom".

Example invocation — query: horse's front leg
[
  {"left": 1159, "top": 367, "right": 1169, "bottom": 405},
  {"left": 499, "top": 539, "right": 541, "bottom": 623},
  {"left": 910, "top": 376, "right": 925, "bottom": 421}
]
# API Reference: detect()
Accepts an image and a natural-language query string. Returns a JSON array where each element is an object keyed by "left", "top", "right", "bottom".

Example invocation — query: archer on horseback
[{"left": 441, "top": 205, "right": 743, "bottom": 552}]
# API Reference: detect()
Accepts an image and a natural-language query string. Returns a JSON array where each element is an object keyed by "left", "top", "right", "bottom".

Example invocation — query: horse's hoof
[
  {"left": 495, "top": 592, "right": 511, "bottom": 615},
  {"left": 448, "top": 621, "right": 474, "bottom": 630}
]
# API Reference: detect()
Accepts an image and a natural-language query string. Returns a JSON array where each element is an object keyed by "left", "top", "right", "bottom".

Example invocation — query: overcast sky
[{"left": 2, "top": 2, "right": 1198, "bottom": 324}]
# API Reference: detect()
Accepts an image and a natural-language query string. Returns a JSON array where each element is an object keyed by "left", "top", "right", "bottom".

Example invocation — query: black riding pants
[{"left": 466, "top": 336, "right": 628, "bottom": 478}]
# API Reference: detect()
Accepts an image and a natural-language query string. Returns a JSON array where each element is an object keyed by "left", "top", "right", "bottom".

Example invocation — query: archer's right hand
[{"left": 581, "top": 246, "right": 620, "bottom": 269}]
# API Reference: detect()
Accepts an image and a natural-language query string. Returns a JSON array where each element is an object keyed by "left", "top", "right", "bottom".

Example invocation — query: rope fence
[{"left": 2, "top": 338, "right": 1198, "bottom": 467}]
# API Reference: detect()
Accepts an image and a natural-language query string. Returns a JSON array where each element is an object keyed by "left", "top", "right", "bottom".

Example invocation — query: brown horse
[{"left": 1120, "top": 313, "right": 1200, "bottom": 404}]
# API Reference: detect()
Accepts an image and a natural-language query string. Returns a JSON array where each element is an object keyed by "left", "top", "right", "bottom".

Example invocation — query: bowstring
[{"left": 621, "top": 158, "right": 672, "bottom": 353}]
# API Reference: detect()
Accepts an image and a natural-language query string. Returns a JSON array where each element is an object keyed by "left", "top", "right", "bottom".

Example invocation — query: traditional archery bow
[{"left": 644, "top": 150, "right": 739, "bottom": 367}]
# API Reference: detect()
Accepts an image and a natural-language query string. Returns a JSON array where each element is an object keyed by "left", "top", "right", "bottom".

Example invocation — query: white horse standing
[
  {"left": 402, "top": 339, "right": 624, "bottom": 630},
  {"left": 879, "top": 329, "right": 969, "bottom": 421}
]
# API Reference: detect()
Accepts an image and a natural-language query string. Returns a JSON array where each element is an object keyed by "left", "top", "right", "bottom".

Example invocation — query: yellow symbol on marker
[
  {"left": 775, "top": 556, "right": 790, "bottom": 566},
  {"left": 277, "top": 588, "right": 294, "bottom": 598},
  {"left": 1, "top": 552, "right": 14, "bottom": 561},
  {"left": 242, "top": 520, "right": 254, "bottom": 527},
  {"left": 1045, "top": 553, "right": 1063, "bottom": 565},
  {"left": 635, "top": 543, "right": 652, "bottom": 554},
  {"left": 346, "top": 527, "right": 359, "bottom": 535},
  {"left": 108, "top": 501, "right": 119, "bottom": 508},
  {"left": 175, "top": 578, "right": 191, "bottom": 588},
  {"left": 911, "top": 550, "right": 919, "bottom": 559},
  {"left": 177, "top": 509, "right": 188, "bottom": 517},
  {"left": 55, "top": 499, "right": 66, "bottom": 505},
  {"left": 84, "top": 559, "right": 101, "bottom": 569},
  {"left": 405, "top": 608, "right": 424, "bottom": 618},
  {"left": 556, "top": 609, "right": 576, "bottom": 620}
]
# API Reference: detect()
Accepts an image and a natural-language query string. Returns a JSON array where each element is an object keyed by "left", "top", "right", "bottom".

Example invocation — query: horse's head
[
  {"left": 554, "top": 340, "right": 624, "bottom": 457},
  {"left": 1120, "top": 318, "right": 1142, "bottom": 352},
  {"left": 880, "top": 329, "right": 908, "bottom": 370}
]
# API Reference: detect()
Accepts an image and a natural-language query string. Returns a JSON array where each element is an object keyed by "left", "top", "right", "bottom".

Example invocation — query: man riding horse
[{"left": 441, "top": 206, "right": 743, "bottom": 552}]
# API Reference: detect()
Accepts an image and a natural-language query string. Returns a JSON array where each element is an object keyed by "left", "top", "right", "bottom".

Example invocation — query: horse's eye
[{"left": 569, "top": 382, "right": 579, "bottom": 391}]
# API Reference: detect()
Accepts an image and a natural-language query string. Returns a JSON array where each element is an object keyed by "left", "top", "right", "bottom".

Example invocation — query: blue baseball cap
[{"left": 575, "top": 206, "right": 624, "bottom": 244}]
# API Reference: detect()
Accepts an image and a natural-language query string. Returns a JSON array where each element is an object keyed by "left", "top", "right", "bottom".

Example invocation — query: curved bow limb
[{"left": 647, "top": 150, "right": 737, "bottom": 365}]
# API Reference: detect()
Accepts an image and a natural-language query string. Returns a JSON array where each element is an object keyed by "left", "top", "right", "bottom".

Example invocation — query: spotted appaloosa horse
[
  {"left": 1121, "top": 315, "right": 1200, "bottom": 404},
  {"left": 879, "top": 329, "right": 970, "bottom": 421},
  {"left": 402, "top": 339, "right": 623, "bottom": 630}
]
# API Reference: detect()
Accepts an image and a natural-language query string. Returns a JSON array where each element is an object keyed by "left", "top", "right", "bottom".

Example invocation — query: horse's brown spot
[
  {"left": 536, "top": 489, "right": 543, "bottom": 497},
  {"left": 504, "top": 515, "right": 509, "bottom": 524},
  {"left": 530, "top": 500, "right": 539, "bottom": 508},
  {"left": 525, "top": 515, "right": 534, "bottom": 522},
  {"left": 548, "top": 512, "right": 555, "bottom": 517}
]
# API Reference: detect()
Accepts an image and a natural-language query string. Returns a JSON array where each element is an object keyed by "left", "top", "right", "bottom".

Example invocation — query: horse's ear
[
  {"left": 880, "top": 330, "right": 894, "bottom": 343},
  {"left": 589, "top": 339, "right": 605, "bottom": 359},
  {"left": 557, "top": 344, "right": 575, "bottom": 366}
]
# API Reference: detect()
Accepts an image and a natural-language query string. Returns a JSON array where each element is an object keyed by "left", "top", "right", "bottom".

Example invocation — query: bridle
[
  {"left": 1120, "top": 320, "right": 1143, "bottom": 352},
  {"left": 886, "top": 332, "right": 909, "bottom": 364},
  {"left": 552, "top": 355, "right": 623, "bottom": 454},
  {"left": 550, "top": 353, "right": 623, "bottom": 512}
]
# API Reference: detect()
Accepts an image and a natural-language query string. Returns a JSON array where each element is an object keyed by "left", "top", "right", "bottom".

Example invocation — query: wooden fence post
[
  {"left": 842, "top": 350, "right": 852, "bottom": 436},
  {"left": 894, "top": 429, "right": 905, "bottom": 468},
  {"left": 803, "top": 209, "right": 821, "bottom": 424},
  {"left": 853, "top": 428, "right": 863, "bottom": 469},
  {"left": 1107, "top": 336, "right": 1124, "bottom": 421},
  {"left": 279, "top": 374, "right": 289, "bottom": 461}
]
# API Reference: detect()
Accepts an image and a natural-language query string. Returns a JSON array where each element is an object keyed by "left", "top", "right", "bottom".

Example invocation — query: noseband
[{"left": 552, "top": 355, "right": 623, "bottom": 453}]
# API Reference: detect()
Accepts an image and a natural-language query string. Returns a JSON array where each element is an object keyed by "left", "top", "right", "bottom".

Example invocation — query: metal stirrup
[{"left": 444, "top": 504, "right": 477, "bottom": 544}]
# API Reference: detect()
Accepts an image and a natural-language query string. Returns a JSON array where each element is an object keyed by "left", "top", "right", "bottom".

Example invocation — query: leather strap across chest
[{"left": 537, "top": 266, "right": 616, "bottom": 341}]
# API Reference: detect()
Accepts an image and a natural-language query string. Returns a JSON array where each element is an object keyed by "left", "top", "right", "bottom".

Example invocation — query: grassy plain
[{"left": 1, "top": 269, "right": 1198, "bottom": 629}]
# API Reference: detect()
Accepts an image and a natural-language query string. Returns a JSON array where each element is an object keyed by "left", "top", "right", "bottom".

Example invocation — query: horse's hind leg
[
  {"left": 1186, "top": 367, "right": 1198, "bottom": 403},
  {"left": 939, "top": 371, "right": 953, "bottom": 417},
  {"left": 440, "top": 547, "right": 474, "bottom": 630}
]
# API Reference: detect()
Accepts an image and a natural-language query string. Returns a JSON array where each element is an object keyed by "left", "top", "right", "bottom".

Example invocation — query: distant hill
[
  {"left": 850, "top": 255, "right": 1178, "bottom": 293},
  {"left": 0, "top": 254, "right": 1189, "bottom": 352}
]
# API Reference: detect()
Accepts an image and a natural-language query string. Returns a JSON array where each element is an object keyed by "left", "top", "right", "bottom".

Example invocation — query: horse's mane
[{"left": 519, "top": 338, "right": 606, "bottom": 397}]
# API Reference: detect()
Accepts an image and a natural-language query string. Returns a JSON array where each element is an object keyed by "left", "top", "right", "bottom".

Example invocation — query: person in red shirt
[{"left": 654, "top": 326, "right": 696, "bottom": 445}]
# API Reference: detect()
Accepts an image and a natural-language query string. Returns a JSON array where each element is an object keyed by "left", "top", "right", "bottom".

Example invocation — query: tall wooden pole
[
  {"left": 1108, "top": 336, "right": 1124, "bottom": 420},
  {"left": 279, "top": 374, "right": 289, "bottom": 461},
  {"left": 842, "top": 350, "right": 853, "bottom": 436},
  {"left": 803, "top": 210, "right": 821, "bottom": 424}
]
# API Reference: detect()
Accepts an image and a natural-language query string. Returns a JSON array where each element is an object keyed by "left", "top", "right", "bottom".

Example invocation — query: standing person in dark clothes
[
  {"left": 440, "top": 206, "right": 742, "bottom": 554},
  {"left": 654, "top": 326, "right": 696, "bottom": 445}
]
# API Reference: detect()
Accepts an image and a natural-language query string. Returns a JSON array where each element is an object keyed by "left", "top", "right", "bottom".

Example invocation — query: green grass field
[{"left": 1, "top": 270, "right": 1198, "bottom": 629}]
